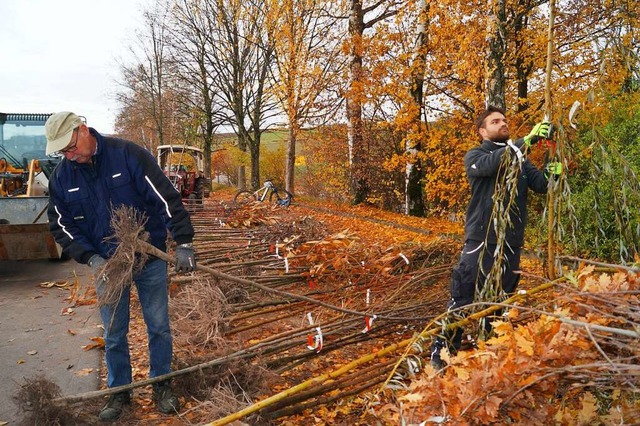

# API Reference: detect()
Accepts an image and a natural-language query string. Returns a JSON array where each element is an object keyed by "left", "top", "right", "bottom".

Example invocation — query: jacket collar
[
  {"left": 89, "top": 127, "right": 104, "bottom": 157},
  {"left": 480, "top": 139, "right": 506, "bottom": 151}
]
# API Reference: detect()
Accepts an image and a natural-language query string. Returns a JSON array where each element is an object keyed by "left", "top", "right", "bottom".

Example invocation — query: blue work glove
[
  {"left": 88, "top": 254, "right": 108, "bottom": 290},
  {"left": 175, "top": 243, "right": 196, "bottom": 273},
  {"left": 524, "top": 121, "right": 552, "bottom": 146}
]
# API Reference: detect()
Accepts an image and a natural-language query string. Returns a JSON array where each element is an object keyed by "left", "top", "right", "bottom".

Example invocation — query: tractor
[
  {"left": 0, "top": 112, "right": 65, "bottom": 260},
  {"left": 156, "top": 145, "right": 210, "bottom": 210}
]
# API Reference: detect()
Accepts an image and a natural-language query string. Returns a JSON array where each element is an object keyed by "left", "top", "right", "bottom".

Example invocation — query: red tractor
[{"left": 156, "top": 145, "right": 210, "bottom": 210}]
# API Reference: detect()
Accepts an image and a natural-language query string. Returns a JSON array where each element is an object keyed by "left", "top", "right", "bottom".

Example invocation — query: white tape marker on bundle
[
  {"left": 362, "top": 289, "right": 375, "bottom": 333},
  {"left": 284, "top": 257, "right": 289, "bottom": 273},
  {"left": 399, "top": 253, "right": 409, "bottom": 265},
  {"left": 362, "top": 315, "right": 377, "bottom": 333},
  {"left": 306, "top": 313, "right": 323, "bottom": 352}
]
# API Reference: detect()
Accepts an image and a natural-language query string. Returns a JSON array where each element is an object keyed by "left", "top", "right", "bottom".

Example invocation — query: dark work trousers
[{"left": 431, "top": 239, "right": 521, "bottom": 362}]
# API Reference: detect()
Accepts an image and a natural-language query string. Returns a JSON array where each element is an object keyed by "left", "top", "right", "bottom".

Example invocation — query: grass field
[
  {"left": 213, "top": 129, "right": 316, "bottom": 163},
  {"left": 213, "top": 129, "right": 289, "bottom": 152}
]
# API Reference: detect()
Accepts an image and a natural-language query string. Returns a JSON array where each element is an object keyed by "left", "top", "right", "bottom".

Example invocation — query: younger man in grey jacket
[{"left": 430, "top": 106, "right": 559, "bottom": 369}]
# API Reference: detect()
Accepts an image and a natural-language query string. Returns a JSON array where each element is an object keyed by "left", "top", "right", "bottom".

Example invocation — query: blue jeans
[{"left": 98, "top": 259, "right": 172, "bottom": 388}]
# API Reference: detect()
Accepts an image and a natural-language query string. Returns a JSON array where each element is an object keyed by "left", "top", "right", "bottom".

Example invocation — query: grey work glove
[
  {"left": 175, "top": 243, "right": 196, "bottom": 273},
  {"left": 88, "top": 254, "right": 108, "bottom": 289}
]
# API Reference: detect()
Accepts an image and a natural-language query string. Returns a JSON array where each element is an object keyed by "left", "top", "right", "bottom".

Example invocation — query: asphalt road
[{"left": 0, "top": 259, "right": 101, "bottom": 424}]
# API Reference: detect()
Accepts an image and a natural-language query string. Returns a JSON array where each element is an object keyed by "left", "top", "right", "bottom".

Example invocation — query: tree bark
[
  {"left": 250, "top": 136, "right": 261, "bottom": 190},
  {"left": 286, "top": 125, "right": 297, "bottom": 193},
  {"left": 347, "top": 0, "right": 368, "bottom": 205},
  {"left": 514, "top": 10, "right": 530, "bottom": 112},
  {"left": 486, "top": 0, "right": 507, "bottom": 109},
  {"left": 405, "top": 0, "right": 429, "bottom": 217}
]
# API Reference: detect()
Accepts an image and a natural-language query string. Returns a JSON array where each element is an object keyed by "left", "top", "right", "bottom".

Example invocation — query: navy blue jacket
[
  {"left": 463, "top": 138, "right": 547, "bottom": 247},
  {"left": 47, "top": 129, "right": 194, "bottom": 264}
]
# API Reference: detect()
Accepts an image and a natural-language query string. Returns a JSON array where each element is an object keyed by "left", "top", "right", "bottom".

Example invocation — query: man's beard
[{"left": 492, "top": 128, "right": 510, "bottom": 143}]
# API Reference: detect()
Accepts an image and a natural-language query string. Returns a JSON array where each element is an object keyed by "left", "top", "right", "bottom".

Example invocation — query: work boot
[
  {"left": 153, "top": 380, "right": 181, "bottom": 414},
  {"left": 98, "top": 391, "right": 131, "bottom": 422},
  {"left": 429, "top": 338, "right": 448, "bottom": 372},
  {"left": 430, "top": 351, "right": 447, "bottom": 371}
]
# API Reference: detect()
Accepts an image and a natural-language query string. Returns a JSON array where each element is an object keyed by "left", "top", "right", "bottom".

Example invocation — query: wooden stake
[{"left": 545, "top": 0, "right": 558, "bottom": 278}]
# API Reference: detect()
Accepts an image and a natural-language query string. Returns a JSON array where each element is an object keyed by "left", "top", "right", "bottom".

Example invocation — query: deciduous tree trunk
[
  {"left": 286, "top": 126, "right": 297, "bottom": 193},
  {"left": 347, "top": 0, "right": 368, "bottom": 205},
  {"left": 513, "top": 2, "right": 532, "bottom": 113},
  {"left": 486, "top": 0, "right": 507, "bottom": 109},
  {"left": 405, "top": 0, "right": 429, "bottom": 217}
]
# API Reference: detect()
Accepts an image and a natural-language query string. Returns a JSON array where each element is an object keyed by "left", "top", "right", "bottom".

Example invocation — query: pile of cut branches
[
  {"left": 162, "top": 200, "right": 461, "bottom": 424},
  {"left": 32, "top": 198, "right": 637, "bottom": 426},
  {"left": 370, "top": 264, "right": 640, "bottom": 425}
]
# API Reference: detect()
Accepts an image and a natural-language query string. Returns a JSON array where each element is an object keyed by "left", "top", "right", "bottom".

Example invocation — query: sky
[{"left": 0, "top": 0, "right": 148, "bottom": 134}]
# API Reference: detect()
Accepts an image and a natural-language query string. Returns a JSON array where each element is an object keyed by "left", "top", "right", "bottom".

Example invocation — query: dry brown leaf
[
  {"left": 399, "top": 393, "right": 423, "bottom": 403},
  {"left": 484, "top": 394, "right": 502, "bottom": 418},
  {"left": 74, "top": 368, "right": 94, "bottom": 376},
  {"left": 82, "top": 336, "right": 105, "bottom": 351},
  {"left": 577, "top": 264, "right": 595, "bottom": 279},
  {"left": 514, "top": 329, "right": 534, "bottom": 356},
  {"left": 577, "top": 392, "right": 598, "bottom": 424}
]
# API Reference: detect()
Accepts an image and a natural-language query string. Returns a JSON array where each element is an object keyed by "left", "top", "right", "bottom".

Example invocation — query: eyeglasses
[{"left": 58, "top": 128, "right": 80, "bottom": 154}]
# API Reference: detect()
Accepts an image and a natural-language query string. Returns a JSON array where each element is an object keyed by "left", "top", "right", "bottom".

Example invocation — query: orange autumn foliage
[{"left": 374, "top": 266, "right": 640, "bottom": 425}]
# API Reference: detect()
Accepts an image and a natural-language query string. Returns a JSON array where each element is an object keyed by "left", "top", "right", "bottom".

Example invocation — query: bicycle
[{"left": 234, "top": 179, "right": 293, "bottom": 207}]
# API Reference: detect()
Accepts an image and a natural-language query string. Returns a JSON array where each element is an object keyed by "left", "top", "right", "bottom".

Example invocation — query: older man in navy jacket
[{"left": 46, "top": 111, "right": 196, "bottom": 421}]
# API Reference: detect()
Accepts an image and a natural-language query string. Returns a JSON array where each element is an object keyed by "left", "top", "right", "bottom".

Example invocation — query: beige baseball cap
[{"left": 45, "top": 111, "right": 83, "bottom": 155}]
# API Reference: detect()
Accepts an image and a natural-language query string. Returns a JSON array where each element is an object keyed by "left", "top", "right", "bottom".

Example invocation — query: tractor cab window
[{"left": 0, "top": 114, "right": 49, "bottom": 168}]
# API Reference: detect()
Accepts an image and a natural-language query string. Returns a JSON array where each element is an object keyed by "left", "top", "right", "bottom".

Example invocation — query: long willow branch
[
  {"left": 264, "top": 360, "right": 397, "bottom": 419},
  {"left": 559, "top": 255, "right": 640, "bottom": 273},
  {"left": 52, "top": 346, "right": 257, "bottom": 404},
  {"left": 545, "top": 0, "right": 558, "bottom": 278}
]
